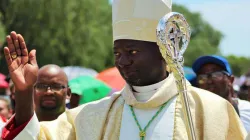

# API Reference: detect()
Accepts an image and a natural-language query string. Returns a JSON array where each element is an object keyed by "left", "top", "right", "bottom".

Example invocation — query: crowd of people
[{"left": 0, "top": 0, "right": 249, "bottom": 139}]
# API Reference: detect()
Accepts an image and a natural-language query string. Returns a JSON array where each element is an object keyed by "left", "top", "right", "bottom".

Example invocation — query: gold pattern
[
  {"left": 17, "top": 81, "right": 245, "bottom": 140},
  {"left": 139, "top": 131, "right": 146, "bottom": 137},
  {"left": 11, "top": 54, "right": 17, "bottom": 59}
]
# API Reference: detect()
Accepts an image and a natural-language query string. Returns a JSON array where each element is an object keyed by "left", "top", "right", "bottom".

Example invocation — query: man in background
[
  {"left": 239, "top": 71, "right": 250, "bottom": 101},
  {"left": 193, "top": 55, "right": 250, "bottom": 132},
  {"left": 0, "top": 97, "right": 12, "bottom": 119},
  {"left": 34, "top": 64, "right": 71, "bottom": 121}
]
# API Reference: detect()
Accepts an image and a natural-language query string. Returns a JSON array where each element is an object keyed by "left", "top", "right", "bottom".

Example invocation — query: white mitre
[{"left": 112, "top": 0, "right": 172, "bottom": 42}]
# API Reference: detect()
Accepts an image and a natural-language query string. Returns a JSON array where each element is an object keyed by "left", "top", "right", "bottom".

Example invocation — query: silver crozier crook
[{"left": 156, "top": 12, "right": 196, "bottom": 140}]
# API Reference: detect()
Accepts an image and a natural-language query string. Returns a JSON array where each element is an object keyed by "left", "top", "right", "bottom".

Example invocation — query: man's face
[
  {"left": 34, "top": 72, "right": 69, "bottom": 112},
  {"left": 197, "top": 63, "right": 234, "bottom": 99},
  {"left": 239, "top": 78, "right": 250, "bottom": 101},
  {"left": 0, "top": 100, "right": 11, "bottom": 119},
  {"left": 239, "top": 85, "right": 250, "bottom": 101},
  {"left": 114, "top": 39, "right": 167, "bottom": 86},
  {"left": 70, "top": 94, "right": 80, "bottom": 109}
]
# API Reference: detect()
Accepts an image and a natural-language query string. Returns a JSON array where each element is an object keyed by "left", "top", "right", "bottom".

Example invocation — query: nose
[
  {"left": 206, "top": 77, "right": 213, "bottom": 84},
  {"left": 118, "top": 55, "right": 132, "bottom": 68},
  {"left": 44, "top": 87, "right": 54, "bottom": 95}
]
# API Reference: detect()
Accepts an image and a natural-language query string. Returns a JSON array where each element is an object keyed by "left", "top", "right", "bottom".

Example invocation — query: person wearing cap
[
  {"left": 193, "top": 55, "right": 250, "bottom": 133},
  {"left": 240, "top": 71, "right": 250, "bottom": 101},
  {"left": 1, "top": 0, "right": 246, "bottom": 140}
]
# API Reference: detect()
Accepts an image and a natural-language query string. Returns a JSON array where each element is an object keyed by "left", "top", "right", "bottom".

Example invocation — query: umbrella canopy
[
  {"left": 184, "top": 67, "right": 196, "bottom": 81},
  {"left": 96, "top": 67, "right": 125, "bottom": 90},
  {"left": 62, "top": 66, "right": 98, "bottom": 81},
  {"left": 0, "top": 73, "right": 8, "bottom": 89},
  {"left": 69, "top": 76, "right": 111, "bottom": 105},
  {"left": 183, "top": 66, "right": 197, "bottom": 86}
]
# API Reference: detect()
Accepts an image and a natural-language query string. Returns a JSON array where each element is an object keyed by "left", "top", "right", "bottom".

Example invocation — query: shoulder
[
  {"left": 188, "top": 86, "right": 228, "bottom": 103},
  {"left": 67, "top": 92, "right": 122, "bottom": 118},
  {"left": 187, "top": 86, "right": 232, "bottom": 111},
  {"left": 41, "top": 92, "right": 122, "bottom": 125}
]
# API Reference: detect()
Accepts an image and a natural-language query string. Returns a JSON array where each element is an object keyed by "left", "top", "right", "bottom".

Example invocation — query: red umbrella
[
  {"left": 96, "top": 67, "right": 125, "bottom": 90},
  {"left": 0, "top": 73, "right": 9, "bottom": 88}
]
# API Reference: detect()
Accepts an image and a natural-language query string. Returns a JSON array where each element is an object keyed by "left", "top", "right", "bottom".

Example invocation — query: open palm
[{"left": 4, "top": 31, "right": 38, "bottom": 92}]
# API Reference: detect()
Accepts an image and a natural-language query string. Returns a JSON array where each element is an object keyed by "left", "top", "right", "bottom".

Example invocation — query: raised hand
[
  {"left": 4, "top": 31, "right": 38, "bottom": 92},
  {"left": 3, "top": 31, "right": 38, "bottom": 125}
]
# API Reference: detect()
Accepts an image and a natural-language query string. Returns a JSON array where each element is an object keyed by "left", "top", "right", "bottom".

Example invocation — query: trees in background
[
  {"left": 173, "top": 4, "right": 249, "bottom": 76},
  {"left": 226, "top": 55, "right": 250, "bottom": 76},
  {"left": 173, "top": 4, "right": 222, "bottom": 67},
  {"left": 0, "top": 0, "right": 114, "bottom": 74},
  {"left": 0, "top": 1, "right": 248, "bottom": 76}
]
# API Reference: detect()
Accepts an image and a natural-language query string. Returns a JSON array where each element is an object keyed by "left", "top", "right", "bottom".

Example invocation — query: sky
[
  {"left": 174, "top": 0, "right": 250, "bottom": 57},
  {"left": 109, "top": 0, "right": 250, "bottom": 57}
]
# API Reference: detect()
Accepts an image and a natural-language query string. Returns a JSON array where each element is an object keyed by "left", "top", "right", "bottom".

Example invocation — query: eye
[
  {"left": 212, "top": 72, "right": 223, "bottom": 77},
  {"left": 129, "top": 50, "right": 138, "bottom": 54},
  {"left": 36, "top": 84, "right": 47, "bottom": 89},
  {"left": 198, "top": 75, "right": 207, "bottom": 80},
  {"left": 51, "top": 85, "right": 62, "bottom": 90},
  {"left": 51, "top": 85, "right": 61, "bottom": 89}
]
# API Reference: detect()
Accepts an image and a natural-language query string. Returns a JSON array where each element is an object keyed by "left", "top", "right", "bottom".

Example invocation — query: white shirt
[
  {"left": 237, "top": 99, "right": 250, "bottom": 133},
  {"left": 0, "top": 119, "right": 6, "bottom": 136},
  {"left": 119, "top": 79, "right": 177, "bottom": 140}
]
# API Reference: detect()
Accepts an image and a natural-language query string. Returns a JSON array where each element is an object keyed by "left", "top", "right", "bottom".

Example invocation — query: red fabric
[
  {"left": 1, "top": 116, "right": 31, "bottom": 140},
  {"left": 0, "top": 116, "right": 7, "bottom": 123},
  {"left": 0, "top": 73, "right": 9, "bottom": 88}
]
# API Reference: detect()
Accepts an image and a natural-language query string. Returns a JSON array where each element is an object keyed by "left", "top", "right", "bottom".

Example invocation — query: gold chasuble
[
  {"left": 12, "top": 73, "right": 245, "bottom": 140},
  {"left": 12, "top": 0, "right": 246, "bottom": 140}
]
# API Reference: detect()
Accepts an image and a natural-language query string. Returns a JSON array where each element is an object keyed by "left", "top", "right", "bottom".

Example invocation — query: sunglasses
[{"left": 197, "top": 71, "right": 230, "bottom": 85}]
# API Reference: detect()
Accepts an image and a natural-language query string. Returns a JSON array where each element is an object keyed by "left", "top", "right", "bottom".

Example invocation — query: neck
[
  {"left": 227, "top": 92, "right": 234, "bottom": 104},
  {"left": 122, "top": 73, "right": 179, "bottom": 109},
  {"left": 134, "top": 72, "right": 168, "bottom": 87},
  {"left": 132, "top": 77, "right": 167, "bottom": 102},
  {"left": 227, "top": 85, "right": 237, "bottom": 104},
  {"left": 36, "top": 108, "right": 65, "bottom": 122}
]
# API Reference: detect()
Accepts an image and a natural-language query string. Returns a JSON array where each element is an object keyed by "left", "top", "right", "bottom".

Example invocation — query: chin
[
  {"left": 41, "top": 105, "right": 58, "bottom": 110},
  {"left": 125, "top": 78, "right": 140, "bottom": 86}
]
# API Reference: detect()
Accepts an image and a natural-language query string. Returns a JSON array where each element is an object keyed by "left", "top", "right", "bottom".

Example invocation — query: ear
[
  {"left": 229, "top": 75, "right": 235, "bottom": 84},
  {"left": 66, "top": 87, "right": 72, "bottom": 100}
]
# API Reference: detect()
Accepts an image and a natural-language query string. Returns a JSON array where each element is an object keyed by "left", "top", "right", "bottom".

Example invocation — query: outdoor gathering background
[{"left": 0, "top": 0, "right": 249, "bottom": 77}]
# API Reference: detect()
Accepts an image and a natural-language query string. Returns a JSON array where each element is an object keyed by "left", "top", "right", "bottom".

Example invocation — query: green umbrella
[{"left": 69, "top": 76, "right": 111, "bottom": 105}]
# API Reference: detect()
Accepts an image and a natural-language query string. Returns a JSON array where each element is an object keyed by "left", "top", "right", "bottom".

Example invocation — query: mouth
[
  {"left": 122, "top": 70, "right": 137, "bottom": 78},
  {"left": 207, "top": 86, "right": 216, "bottom": 92},
  {"left": 41, "top": 96, "right": 56, "bottom": 106}
]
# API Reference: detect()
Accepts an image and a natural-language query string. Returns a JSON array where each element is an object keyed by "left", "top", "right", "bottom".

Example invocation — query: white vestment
[{"left": 119, "top": 78, "right": 176, "bottom": 140}]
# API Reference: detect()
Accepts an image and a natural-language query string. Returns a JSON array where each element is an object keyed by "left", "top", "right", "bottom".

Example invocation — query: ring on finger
[{"left": 11, "top": 54, "right": 17, "bottom": 59}]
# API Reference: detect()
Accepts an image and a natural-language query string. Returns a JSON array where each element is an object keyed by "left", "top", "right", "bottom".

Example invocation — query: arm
[
  {"left": 1, "top": 115, "right": 31, "bottom": 140},
  {"left": 2, "top": 111, "right": 76, "bottom": 140},
  {"left": 2, "top": 31, "right": 38, "bottom": 139},
  {"left": 14, "top": 88, "right": 34, "bottom": 126},
  {"left": 4, "top": 32, "right": 37, "bottom": 126}
]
